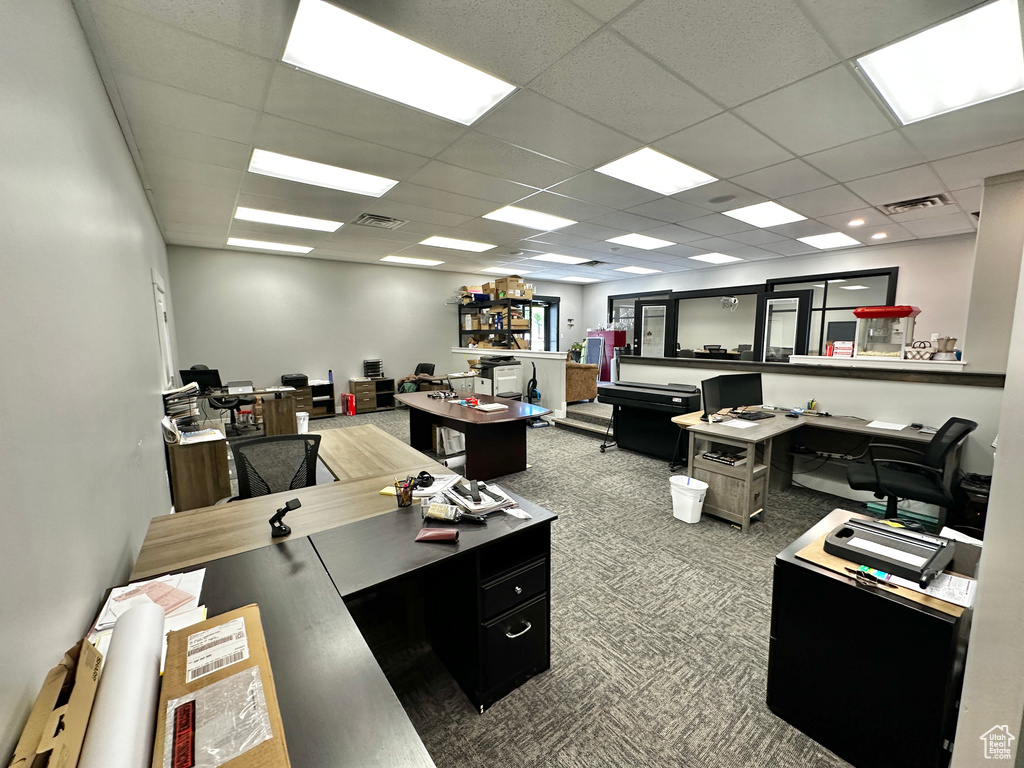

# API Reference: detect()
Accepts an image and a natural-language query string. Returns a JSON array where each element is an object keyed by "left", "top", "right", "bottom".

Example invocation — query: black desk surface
[
  {"left": 311, "top": 493, "right": 557, "bottom": 599},
  {"left": 186, "top": 537, "right": 436, "bottom": 768}
]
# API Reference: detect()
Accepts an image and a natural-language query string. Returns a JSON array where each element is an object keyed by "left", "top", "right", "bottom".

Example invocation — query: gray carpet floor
[{"left": 314, "top": 409, "right": 854, "bottom": 768}]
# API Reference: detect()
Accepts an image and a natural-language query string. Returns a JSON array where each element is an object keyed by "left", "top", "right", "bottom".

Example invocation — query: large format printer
[
  {"left": 473, "top": 355, "right": 522, "bottom": 399},
  {"left": 597, "top": 381, "right": 701, "bottom": 461}
]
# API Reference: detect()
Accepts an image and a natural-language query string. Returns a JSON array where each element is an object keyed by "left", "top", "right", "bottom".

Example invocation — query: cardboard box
[
  {"left": 511, "top": 318, "right": 530, "bottom": 329},
  {"left": 9, "top": 640, "right": 102, "bottom": 768},
  {"left": 481, "top": 282, "right": 494, "bottom": 296},
  {"left": 153, "top": 605, "right": 290, "bottom": 768},
  {"left": 511, "top": 336, "right": 530, "bottom": 349}
]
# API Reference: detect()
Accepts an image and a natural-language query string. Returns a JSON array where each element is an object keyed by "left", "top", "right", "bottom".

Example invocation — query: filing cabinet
[{"left": 349, "top": 377, "right": 395, "bottom": 414}]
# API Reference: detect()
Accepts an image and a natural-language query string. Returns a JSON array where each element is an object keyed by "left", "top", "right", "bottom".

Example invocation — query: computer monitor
[
  {"left": 719, "top": 373, "right": 763, "bottom": 411},
  {"left": 700, "top": 376, "right": 722, "bottom": 422},
  {"left": 180, "top": 368, "right": 222, "bottom": 393}
]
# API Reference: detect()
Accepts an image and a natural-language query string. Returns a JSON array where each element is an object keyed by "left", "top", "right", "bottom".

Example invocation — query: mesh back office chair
[
  {"left": 190, "top": 365, "right": 257, "bottom": 435},
  {"left": 414, "top": 363, "right": 436, "bottom": 375},
  {"left": 846, "top": 417, "right": 977, "bottom": 529},
  {"left": 230, "top": 434, "right": 322, "bottom": 499}
]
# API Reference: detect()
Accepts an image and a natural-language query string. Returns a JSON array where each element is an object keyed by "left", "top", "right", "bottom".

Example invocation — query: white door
[{"left": 152, "top": 269, "right": 174, "bottom": 389}]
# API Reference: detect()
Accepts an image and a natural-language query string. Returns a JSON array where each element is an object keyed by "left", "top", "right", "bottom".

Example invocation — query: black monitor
[
  {"left": 700, "top": 376, "right": 722, "bottom": 422},
  {"left": 700, "top": 373, "right": 763, "bottom": 420},
  {"left": 826, "top": 320, "right": 857, "bottom": 342},
  {"left": 180, "top": 368, "right": 222, "bottom": 393}
]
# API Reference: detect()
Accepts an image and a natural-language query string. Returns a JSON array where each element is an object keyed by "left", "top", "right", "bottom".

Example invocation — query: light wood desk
[{"left": 134, "top": 425, "right": 445, "bottom": 579}]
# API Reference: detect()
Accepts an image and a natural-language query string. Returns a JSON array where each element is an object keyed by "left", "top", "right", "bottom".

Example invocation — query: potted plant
[{"left": 569, "top": 341, "right": 583, "bottom": 362}]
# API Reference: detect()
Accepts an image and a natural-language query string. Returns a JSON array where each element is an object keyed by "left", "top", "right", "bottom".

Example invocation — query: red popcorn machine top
[{"left": 853, "top": 305, "right": 920, "bottom": 359}]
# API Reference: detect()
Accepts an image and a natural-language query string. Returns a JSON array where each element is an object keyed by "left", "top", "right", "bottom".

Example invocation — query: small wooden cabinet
[
  {"left": 310, "top": 381, "right": 336, "bottom": 418},
  {"left": 167, "top": 440, "right": 229, "bottom": 511},
  {"left": 349, "top": 378, "right": 395, "bottom": 414},
  {"left": 687, "top": 430, "right": 771, "bottom": 531}
]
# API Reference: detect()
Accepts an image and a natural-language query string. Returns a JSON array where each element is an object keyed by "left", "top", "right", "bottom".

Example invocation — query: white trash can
[
  {"left": 670, "top": 475, "right": 708, "bottom": 523},
  {"left": 296, "top": 411, "right": 309, "bottom": 434}
]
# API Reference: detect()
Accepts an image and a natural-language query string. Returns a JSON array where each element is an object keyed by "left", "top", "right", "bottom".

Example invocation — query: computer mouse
[{"left": 786, "top": 412, "right": 799, "bottom": 418}]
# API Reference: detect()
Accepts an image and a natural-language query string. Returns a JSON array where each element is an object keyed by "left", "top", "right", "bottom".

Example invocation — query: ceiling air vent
[
  {"left": 877, "top": 194, "right": 953, "bottom": 216},
  {"left": 353, "top": 213, "right": 408, "bottom": 230},
  {"left": 581, "top": 260, "right": 605, "bottom": 267}
]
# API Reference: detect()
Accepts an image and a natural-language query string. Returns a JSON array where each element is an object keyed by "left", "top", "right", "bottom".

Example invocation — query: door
[
  {"left": 634, "top": 299, "right": 677, "bottom": 358},
  {"left": 754, "top": 290, "right": 812, "bottom": 362},
  {"left": 151, "top": 269, "right": 174, "bottom": 388}
]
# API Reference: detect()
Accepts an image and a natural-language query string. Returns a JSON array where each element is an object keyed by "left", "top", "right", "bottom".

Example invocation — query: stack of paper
[{"left": 442, "top": 482, "right": 519, "bottom": 515}]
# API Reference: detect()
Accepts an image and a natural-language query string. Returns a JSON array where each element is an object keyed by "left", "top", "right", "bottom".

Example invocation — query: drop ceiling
[{"left": 70, "top": 0, "right": 1024, "bottom": 283}]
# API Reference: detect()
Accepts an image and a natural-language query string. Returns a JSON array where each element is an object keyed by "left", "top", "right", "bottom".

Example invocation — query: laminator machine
[{"left": 597, "top": 381, "right": 701, "bottom": 460}]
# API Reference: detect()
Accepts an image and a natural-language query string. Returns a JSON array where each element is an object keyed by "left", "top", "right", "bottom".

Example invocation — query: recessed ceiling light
[
  {"left": 828, "top": 279, "right": 847, "bottom": 283},
  {"left": 688, "top": 253, "right": 743, "bottom": 264},
  {"left": 529, "top": 253, "right": 590, "bottom": 265},
  {"left": 606, "top": 233, "right": 675, "bottom": 250},
  {"left": 380, "top": 255, "right": 445, "bottom": 266},
  {"left": 420, "top": 236, "right": 495, "bottom": 252},
  {"left": 723, "top": 201, "right": 806, "bottom": 228},
  {"left": 283, "top": 0, "right": 516, "bottom": 125},
  {"left": 798, "top": 233, "right": 862, "bottom": 249},
  {"left": 226, "top": 237, "right": 313, "bottom": 254},
  {"left": 480, "top": 267, "right": 533, "bottom": 275},
  {"left": 615, "top": 266, "right": 662, "bottom": 275},
  {"left": 840, "top": 285, "right": 871, "bottom": 290},
  {"left": 560, "top": 276, "right": 600, "bottom": 283},
  {"left": 483, "top": 206, "right": 576, "bottom": 231},
  {"left": 872, "top": 232, "right": 889, "bottom": 240},
  {"left": 595, "top": 147, "right": 717, "bottom": 195},
  {"left": 847, "top": 218, "right": 866, "bottom": 227},
  {"left": 248, "top": 149, "right": 398, "bottom": 197},
  {"left": 857, "top": 0, "right": 1024, "bottom": 125},
  {"left": 234, "top": 206, "right": 342, "bottom": 232}
]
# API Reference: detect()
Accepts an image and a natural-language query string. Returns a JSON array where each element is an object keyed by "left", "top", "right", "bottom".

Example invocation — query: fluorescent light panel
[
  {"left": 483, "top": 206, "right": 576, "bottom": 231},
  {"left": 688, "top": 252, "right": 743, "bottom": 264},
  {"left": 480, "top": 267, "right": 533, "bottom": 275},
  {"left": 798, "top": 232, "right": 861, "bottom": 249},
  {"left": 248, "top": 149, "right": 398, "bottom": 197},
  {"left": 596, "top": 147, "right": 716, "bottom": 195},
  {"left": 872, "top": 232, "right": 889, "bottom": 240},
  {"left": 857, "top": 0, "right": 1024, "bottom": 124},
  {"left": 226, "top": 238, "right": 312, "bottom": 254},
  {"left": 234, "top": 206, "right": 342, "bottom": 232},
  {"left": 841, "top": 285, "right": 870, "bottom": 290},
  {"left": 283, "top": 0, "right": 515, "bottom": 125},
  {"left": 606, "top": 233, "right": 675, "bottom": 250},
  {"left": 615, "top": 266, "right": 662, "bottom": 275},
  {"left": 380, "top": 255, "right": 444, "bottom": 266},
  {"left": 560, "top": 276, "right": 599, "bottom": 283},
  {"left": 529, "top": 253, "right": 589, "bottom": 265},
  {"left": 723, "top": 201, "right": 806, "bottom": 228},
  {"left": 419, "top": 235, "right": 495, "bottom": 252}
]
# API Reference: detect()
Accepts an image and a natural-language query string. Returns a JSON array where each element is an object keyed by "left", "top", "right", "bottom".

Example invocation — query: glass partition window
[
  {"left": 675, "top": 295, "right": 756, "bottom": 354},
  {"left": 611, "top": 298, "right": 635, "bottom": 335},
  {"left": 640, "top": 305, "right": 667, "bottom": 357},
  {"left": 762, "top": 297, "right": 800, "bottom": 362}
]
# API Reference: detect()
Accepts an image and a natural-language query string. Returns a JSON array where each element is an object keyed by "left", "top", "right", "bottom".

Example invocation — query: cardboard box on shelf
[
  {"left": 511, "top": 318, "right": 530, "bottom": 329},
  {"left": 9, "top": 640, "right": 102, "bottom": 768},
  {"left": 153, "top": 605, "right": 291, "bottom": 768},
  {"left": 511, "top": 336, "right": 530, "bottom": 349},
  {"left": 481, "top": 282, "right": 495, "bottom": 296},
  {"left": 459, "top": 285, "right": 483, "bottom": 294}
]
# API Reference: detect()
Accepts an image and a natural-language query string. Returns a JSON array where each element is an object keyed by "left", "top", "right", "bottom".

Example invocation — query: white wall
[
  {"left": 676, "top": 296, "right": 757, "bottom": 351},
  {"left": 0, "top": 0, "right": 173, "bottom": 755},
  {"left": 168, "top": 246, "right": 583, "bottom": 388},
  {"left": 583, "top": 235, "right": 977, "bottom": 361}
]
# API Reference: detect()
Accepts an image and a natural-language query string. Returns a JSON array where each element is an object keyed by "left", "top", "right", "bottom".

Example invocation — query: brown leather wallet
[{"left": 415, "top": 527, "right": 459, "bottom": 543}]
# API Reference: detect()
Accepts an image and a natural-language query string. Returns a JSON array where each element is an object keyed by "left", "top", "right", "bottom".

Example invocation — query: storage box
[
  {"left": 9, "top": 640, "right": 102, "bottom": 768},
  {"left": 511, "top": 318, "right": 530, "bottom": 329},
  {"left": 152, "top": 605, "right": 290, "bottom": 768}
]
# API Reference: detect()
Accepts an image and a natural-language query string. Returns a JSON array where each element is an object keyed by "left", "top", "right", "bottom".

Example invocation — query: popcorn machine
[{"left": 853, "top": 305, "right": 920, "bottom": 359}]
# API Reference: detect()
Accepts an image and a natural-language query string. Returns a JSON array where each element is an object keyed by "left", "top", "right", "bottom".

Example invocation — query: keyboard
[{"left": 733, "top": 410, "right": 775, "bottom": 421}]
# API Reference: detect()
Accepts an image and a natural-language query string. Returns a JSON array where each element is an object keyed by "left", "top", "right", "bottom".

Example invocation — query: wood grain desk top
[
  {"left": 313, "top": 424, "right": 438, "bottom": 482},
  {"left": 396, "top": 391, "right": 551, "bottom": 423}
]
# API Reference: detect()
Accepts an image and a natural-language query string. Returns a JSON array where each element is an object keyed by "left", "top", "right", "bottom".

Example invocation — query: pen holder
[{"left": 395, "top": 481, "right": 414, "bottom": 507}]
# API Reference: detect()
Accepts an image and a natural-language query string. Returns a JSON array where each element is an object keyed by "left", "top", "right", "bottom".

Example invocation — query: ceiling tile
[
  {"left": 816, "top": 207, "right": 892, "bottom": 230},
  {"left": 777, "top": 185, "right": 867, "bottom": 218},
  {"left": 686, "top": 236, "right": 749, "bottom": 254},
  {"left": 338, "top": 0, "right": 600, "bottom": 84},
  {"left": 671, "top": 181, "right": 767, "bottom": 211},
  {"left": 654, "top": 113, "right": 794, "bottom": 179},
  {"left": 760, "top": 239, "right": 820, "bottom": 256},
  {"left": 613, "top": 0, "right": 838, "bottom": 107},
  {"left": 164, "top": 231, "right": 225, "bottom": 247},
  {"left": 116, "top": 75, "right": 258, "bottom": 143},
  {"left": 586, "top": 211, "right": 668, "bottom": 233},
  {"left": 901, "top": 91, "right": 1024, "bottom": 161},
  {"left": 93, "top": 3, "right": 274, "bottom": 109},
  {"left": 951, "top": 187, "right": 983, "bottom": 213},
  {"left": 764, "top": 219, "right": 832, "bottom": 238},
  {"left": 440, "top": 219, "right": 539, "bottom": 243},
  {"left": 803, "top": 131, "right": 927, "bottom": 182},
  {"left": 625, "top": 198, "right": 710, "bottom": 223},
  {"left": 846, "top": 165, "right": 946, "bottom": 205},
  {"left": 108, "top": 0, "right": 297, "bottom": 59},
  {"left": 254, "top": 114, "right": 430, "bottom": 180},
  {"left": 570, "top": 0, "right": 637, "bottom": 23},
  {"left": 851, "top": 222, "right": 916, "bottom": 243},
  {"left": 684, "top": 214, "right": 756, "bottom": 237},
  {"left": 475, "top": 89, "right": 639, "bottom": 169},
  {"left": 722, "top": 245, "right": 779, "bottom": 260},
  {"left": 239, "top": 173, "right": 384, "bottom": 219},
  {"left": 407, "top": 161, "right": 537, "bottom": 204},
  {"left": 263, "top": 65, "right": 466, "bottom": 158},
  {"left": 233, "top": 191, "right": 371, "bottom": 225},
  {"left": 516, "top": 191, "right": 615, "bottom": 222},
  {"left": 141, "top": 151, "right": 244, "bottom": 190},
  {"left": 651, "top": 243, "right": 707, "bottom": 259},
  {"left": 731, "top": 160, "right": 833, "bottom": 198},
  {"left": 726, "top": 229, "right": 789, "bottom": 245},
  {"left": 228, "top": 221, "right": 333, "bottom": 243},
  {"left": 524, "top": 232, "right": 595, "bottom": 249},
  {"left": 636, "top": 224, "right": 709, "bottom": 244},
  {"left": 130, "top": 120, "right": 251, "bottom": 170},
  {"left": 530, "top": 30, "right": 720, "bottom": 142},
  {"left": 364, "top": 200, "right": 470, "bottom": 228},
  {"left": 549, "top": 172, "right": 662, "bottom": 209},
  {"left": 734, "top": 66, "right": 893, "bottom": 155},
  {"left": 931, "top": 140, "right": 1024, "bottom": 191},
  {"left": 890, "top": 201, "right": 965, "bottom": 222},
  {"left": 900, "top": 212, "right": 976, "bottom": 237},
  {"left": 560, "top": 222, "right": 629, "bottom": 241},
  {"left": 798, "top": 0, "right": 988, "bottom": 59},
  {"left": 437, "top": 131, "right": 582, "bottom": 188},
  {"left": 383, "top": 183, "right": 495, "bottom": 218}
]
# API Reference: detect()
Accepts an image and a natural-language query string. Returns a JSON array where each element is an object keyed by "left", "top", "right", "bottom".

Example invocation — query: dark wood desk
[
  {"left": 768, "top": 509, "right": 978, "bottom": 768},
  {"left": 396, "top": 391, "right": 551, "bottom": 480}
]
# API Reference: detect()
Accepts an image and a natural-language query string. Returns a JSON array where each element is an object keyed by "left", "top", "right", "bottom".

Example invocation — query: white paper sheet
[
  {"left": 94, "top": 570, "right": 205, "bottom": 633},
  {"left": 887, "top": 572, "right": 977, "bottom": 609},
  {"left": 79, "top": 603, "right": 165, "bottom": 768},
  {"left": 940, "top": 526, "right": 983, "bottom": 547},
  {"left": 865, "top": 420, "right": 908, "bottom": 431},
  {"left": 722, "top": 419, "right": 757, "bottom": 429}
]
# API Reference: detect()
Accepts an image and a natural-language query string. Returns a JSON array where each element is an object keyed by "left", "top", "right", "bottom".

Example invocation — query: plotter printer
[
  {"left": 473, "top": 355, "right": 522, "bottom": 399},
  {"left": 597, "top": 381, "right": 701, "bottom": 460}
]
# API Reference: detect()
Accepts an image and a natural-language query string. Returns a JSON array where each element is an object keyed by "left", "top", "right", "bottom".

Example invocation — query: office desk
[
  {"left": 768, "top": 509, "right": 977, "bottom": 768},
  {"left": 313, "top": 424, "right": 439, "bottom": 482},
  {"left": 672, "top": 411, "right": 934, "bottom": 531},
  {"left": 396, "top": 391, "right": 551, "bottom": 480}
]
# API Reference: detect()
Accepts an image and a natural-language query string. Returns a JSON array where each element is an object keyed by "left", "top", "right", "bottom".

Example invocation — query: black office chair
[
  {"left": 414, "top": 362, "right": 435, "bottom": 376},
  {"left": 703, "top": 344, "right": 722, "bottom": 351},
  {"left": 230, "top": 434, "right": 322, "bottom": 499},
  {"left": 191, "top": 364, "right": 256, "bottom": 436},
  {"left": 846, "top": 418, "right": 977, "bottom": 529}
]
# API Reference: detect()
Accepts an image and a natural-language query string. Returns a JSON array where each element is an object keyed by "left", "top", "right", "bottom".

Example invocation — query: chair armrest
[{"left": 867, "top": 443, "right": 925, "bottom": 459}]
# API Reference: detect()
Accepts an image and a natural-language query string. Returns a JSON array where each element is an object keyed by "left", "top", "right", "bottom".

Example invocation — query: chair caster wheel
[{"left": 599, "top": 445, "right": 606, "bottom": 453}]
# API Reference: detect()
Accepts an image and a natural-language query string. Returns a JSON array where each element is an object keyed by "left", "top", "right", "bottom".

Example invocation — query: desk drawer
[
  {"left": 481, "top": 559, "right": 546, "bottom": 621},
  {"left": 351, "top": 381, "right": 375, "bottom": 396},
  {"left": 483, "top": 595, "right": 548, "bottom": 691}
]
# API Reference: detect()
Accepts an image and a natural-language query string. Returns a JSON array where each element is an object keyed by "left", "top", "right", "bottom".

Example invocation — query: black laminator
[{"left": 597, "top": 381, "right": 701, "bottom": 461}]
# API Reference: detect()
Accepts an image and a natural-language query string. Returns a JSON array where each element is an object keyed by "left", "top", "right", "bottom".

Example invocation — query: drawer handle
[
  {"left": 514, "top": 586, "right": 523, "bottom": 595},
  {"left": 505, "top": 621, "right": 532, "bottom": 639}
]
